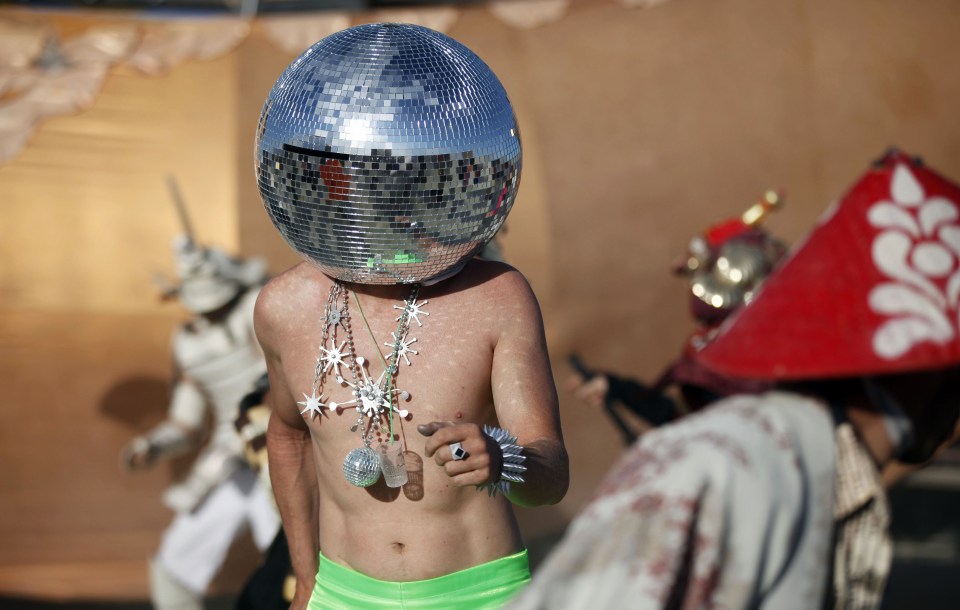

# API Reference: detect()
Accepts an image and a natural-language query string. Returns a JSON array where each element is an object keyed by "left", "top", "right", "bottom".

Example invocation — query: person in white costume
[{"left": 123, "top": 234, "right": 280, "bottom": 610}]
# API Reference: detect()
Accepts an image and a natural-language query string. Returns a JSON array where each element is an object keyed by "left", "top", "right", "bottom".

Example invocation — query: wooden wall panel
[{"left": 0, "top": 49, "right": 239, "bottom": 315}]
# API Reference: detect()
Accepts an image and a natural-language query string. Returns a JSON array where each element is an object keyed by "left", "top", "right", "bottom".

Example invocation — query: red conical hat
[{"left": 696, "top": 150, "right": 960, "bottom": 380}]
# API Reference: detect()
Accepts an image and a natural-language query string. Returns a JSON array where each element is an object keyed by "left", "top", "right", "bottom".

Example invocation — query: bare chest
[{"left": 280, "top": 292, "right": 496, "bottom": 443}]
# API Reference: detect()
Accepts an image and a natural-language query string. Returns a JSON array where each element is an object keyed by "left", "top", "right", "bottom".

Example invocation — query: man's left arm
[
  {"left": 420, "top": 268, "right": 568, "bottom": 506},
  {"left": 486, "top": 271, "right": 568, "bottom": 506},
  {"left": 490, "top": 272, "right": 569, "bottom": 506}
]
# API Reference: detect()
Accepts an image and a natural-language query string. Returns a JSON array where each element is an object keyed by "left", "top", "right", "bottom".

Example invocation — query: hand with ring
[{"left": 418, "top": 421, "right": 502, "bottom": 488}]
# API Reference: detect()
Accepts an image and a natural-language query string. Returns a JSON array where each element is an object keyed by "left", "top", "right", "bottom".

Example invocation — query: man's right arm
[{"left": 255, "top": 286, "right": 318, "bottom": 609}]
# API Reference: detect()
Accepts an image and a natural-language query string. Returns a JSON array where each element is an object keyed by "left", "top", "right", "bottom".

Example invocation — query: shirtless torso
[{"left": 256, "top": 259, "right": 568, "bottom": 607}]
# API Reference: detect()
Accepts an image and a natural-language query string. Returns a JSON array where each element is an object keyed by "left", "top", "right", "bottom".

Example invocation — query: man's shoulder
[
  {"left": 254, "top": 262, "right": 329, "bottom": 334},
  {"left": 257, "top": 262, "right": 325, "bottom": 305},
  {"left": 707, "top": 391, "right": 833, "bottom": 434},
  {"left": 448, "top": 259, "right": 535, "bottom": 300},
  {"left": 640, "top": 392, "right": 835, "bottom": 473},
  {"left": 687, "top": 391, "right": 828, "bottom": 421}
]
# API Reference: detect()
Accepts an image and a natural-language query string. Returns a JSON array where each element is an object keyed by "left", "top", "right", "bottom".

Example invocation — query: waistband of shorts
[{"left": 315, "top": 548, "right": 530, "bottom": 599}]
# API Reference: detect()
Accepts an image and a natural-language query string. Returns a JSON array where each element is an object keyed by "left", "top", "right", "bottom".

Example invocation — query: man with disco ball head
[{"left": 253, "top": 23, "right": 568, "bottom": 609}]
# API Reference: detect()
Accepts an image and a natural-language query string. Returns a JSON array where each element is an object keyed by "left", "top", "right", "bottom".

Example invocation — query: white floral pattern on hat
[{"left": 868, "top": 164, "right": 960, "bottom": 359}]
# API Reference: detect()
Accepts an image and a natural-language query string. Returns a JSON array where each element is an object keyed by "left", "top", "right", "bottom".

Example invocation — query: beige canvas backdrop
[{"left": 2, "top": 0, "right": 959, "bottom": 600}]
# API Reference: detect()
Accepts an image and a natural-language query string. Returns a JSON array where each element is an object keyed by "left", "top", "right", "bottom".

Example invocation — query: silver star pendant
[
  {"left": 326, "top": 306, "right": 347, "bottom": 332},
  {"left": 320, "top": 339, "right": 348, "bottom": 377},
  {"left": 298, "top": 389, "right": 329, "bottom": 420},
  {"left": 394, "top": 298, "right": 429, "bottom": 327},
  {"left": 385, "top": 332, "right": 418, "bottom": 366},
  {"left": 331, "top": 357, "right": 410, "bottom": 419}
]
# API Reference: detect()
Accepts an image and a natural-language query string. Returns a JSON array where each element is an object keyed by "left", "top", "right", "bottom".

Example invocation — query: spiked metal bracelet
[{"left": 479, "top": 425, "right": 527, "bottom": 497}]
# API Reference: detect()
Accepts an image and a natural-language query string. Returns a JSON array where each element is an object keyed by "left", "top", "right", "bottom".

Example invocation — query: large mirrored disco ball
[{"left": 255, "top": 23, "right": 522, "bottom": 284}]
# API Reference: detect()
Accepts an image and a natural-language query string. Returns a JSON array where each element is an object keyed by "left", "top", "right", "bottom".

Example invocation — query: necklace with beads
[{"left": 298, "top": 280, "right": 429, "bottom": 487}]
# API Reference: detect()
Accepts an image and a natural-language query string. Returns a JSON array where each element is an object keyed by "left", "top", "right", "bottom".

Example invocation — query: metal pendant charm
[{"left": 342, "top": 446, "right": 382, "bottom": 487}]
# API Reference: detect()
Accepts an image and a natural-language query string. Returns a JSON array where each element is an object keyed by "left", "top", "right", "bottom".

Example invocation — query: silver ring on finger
[{"left": 449, "top": 441, "right": 468, "bottom": 461}]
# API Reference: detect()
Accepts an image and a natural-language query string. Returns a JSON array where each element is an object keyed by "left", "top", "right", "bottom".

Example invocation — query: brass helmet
[{"left": 676, "top": 190, "right": 787, "bottom": 327}]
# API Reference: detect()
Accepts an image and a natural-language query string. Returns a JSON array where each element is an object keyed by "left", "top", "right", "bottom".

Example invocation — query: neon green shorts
[{"left": 308, "top": 549, "right": 531, "bottom": 609}]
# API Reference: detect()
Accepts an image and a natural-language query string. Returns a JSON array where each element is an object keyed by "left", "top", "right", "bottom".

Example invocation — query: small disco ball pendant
[{"left": 343, "top": 446, "right": 382, "bottom": 487}]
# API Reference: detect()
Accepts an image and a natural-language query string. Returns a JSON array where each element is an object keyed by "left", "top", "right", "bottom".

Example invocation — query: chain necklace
[{"left": 299, "top": 280, "right": 429, "bottom": 487}]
